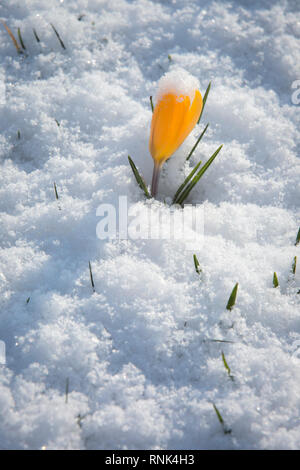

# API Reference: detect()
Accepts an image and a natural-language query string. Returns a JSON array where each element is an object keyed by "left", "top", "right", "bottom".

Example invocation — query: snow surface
[
  {"left": 154, "top": 68, "right": 200, "bottom": 104},
  {"left": 0, "top": 0, "right": 300, "bottom": 450}
]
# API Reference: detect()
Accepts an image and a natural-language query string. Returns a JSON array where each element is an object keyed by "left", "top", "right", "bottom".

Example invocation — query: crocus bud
[{"left": 149, "top": 70, "right": 203, "bottom": 197}]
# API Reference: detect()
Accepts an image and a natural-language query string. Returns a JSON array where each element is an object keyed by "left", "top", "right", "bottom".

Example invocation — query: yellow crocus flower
[{"left": 149, "top": 80, "right": 203, "bottom": 197}]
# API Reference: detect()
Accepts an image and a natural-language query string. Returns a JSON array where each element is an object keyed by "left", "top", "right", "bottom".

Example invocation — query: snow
[
  {"left": 0, "top": 0, "right": 300, "bottom": 450},
  {"left": 154, "top": 68, "right": 200, "bottom": 104}
]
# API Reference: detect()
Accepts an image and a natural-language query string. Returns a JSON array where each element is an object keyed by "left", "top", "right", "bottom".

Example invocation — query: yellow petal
[
  {"left": 172, "top": 89, "right": 203, "bottom": 154},
  {"left": 149, "top": 89, "right": 203, "bottom": 165}
]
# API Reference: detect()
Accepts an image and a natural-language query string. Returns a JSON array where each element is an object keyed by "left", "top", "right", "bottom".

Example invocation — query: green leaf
[
  {"left": 150, "top": 96, "right": 154, "bottom": 113},
  {"left": 176, "top": 145, "right": 223, "bottom": 206},
  {"left": 213, "top": 403, "right": 224, "bottom": 425},
  {"left": 226, "top": 282, "right": 238, "bottom": 311},
  {"left": 50, "top": 23, "right": 66, "bottom": 50},
  {"left": 65, "top": 377, "right": 69, "bottom": 404},
  {"left": 273, "top": 272, "right": 279, "bottom": 288},
  {"left": 193, "top": 254, "right": 201, "bottom": 274},
  {"left": 197, "top": 81, "right": 211, "bottom": 124},
  {"left": 17, "top": 27, "right": 26, "bottom": 50},
  {"left": 295, "top": 227, "right": 300, "bottom": 246},
  {"left": 212, "top": 403, "right": 232, "bottom": 434},
  {"left": 221, "top": 351, "right": 231, "bottom": 376},
  {"left": 33, "top": 28, "right": 40, "bottom": 43},
  {"left": 292, "top": 256, "right": 297, "bottom": 275},
  {"left": 172, "top": 159, "right": 202, "bottom": 204},
  {"left": 89, "top": 261, "right": 95, "bottom": 293},
  {"left": 53, "top": 182, "right": 59, "bottom": 200},
  {"left": 186, "top": 123, "right": 209, "bottom": 161},
  {"left": 128, "top": 156, "right": 151, "bottom": 199}
]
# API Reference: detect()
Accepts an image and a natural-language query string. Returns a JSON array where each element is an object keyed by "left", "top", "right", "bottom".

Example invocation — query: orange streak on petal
[
  {"left": 149, "top": 93, "right": 176, "bottom": 163},
  {"left": 171, "top": 89, "right": 203, "bottom": 155},
  {"left": 163, "top": 94, "right": 190, "bottom": 159}
]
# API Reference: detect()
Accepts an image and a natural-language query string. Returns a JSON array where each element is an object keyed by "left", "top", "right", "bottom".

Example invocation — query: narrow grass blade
[
  {"left": 17, "top": 27, "right": 26, "bottom": 50},
  {"left": 128, "top": 156, "right": 151, "bottom": 199},
  {"left": 193, "top": 254, "right": 201, "bottom": 274},
  {"left": 221, "top": 351, "right": 234, "bottom": 381},
  {"left": 186, "top": 123, "right": 209, "bottom": 161},
  {"left": 54, "top": 182, "right": 62, "bottom": 210},
  {"left": 54, "top": 182, "right": 59, "bottom": 200},
  {"left": 33, "top": 28, "right": 40, "bottom": 43},
  {"left": 213, "top": 403, "right": 224, "bottom": 425},
  {"left": 65, "top": 377, "right": 69, "bottom": 404},
  {"left": 50, "top": 23, "right": 66, "bottom": 49},
  {"left": 172, "top": 159, "right": 202, "bottom": 204},
  {"left": 176, "top": 145, "right": 223, "bottom": 206},
  {"left": 26, "top": 297, "right": 30, "bottom": 304},
  {"left": 295, "top": 227, "right": 300, "bottom": 246},
  {"left": 1, "top": 20, "right": 22, "bottom": 54},
  {"left": 226, "top": 282, "right": 238, "bottom": 311},
  {"left": 212, "top": 403, "right": 231, "bottom": 434},
  {"left": 273, "top": 272, "right": 279, "bottom": 288},
  {"left": 150, "top": 96, "right": 154, "bottom": 113},
  {"left": 206, "top": 338, "right": 235, "bottom": 344},
  {"left": 17, "top": 130, "right": 21, "bottom": 139},
  {"left": 292, "top": 256, "right": 297, "bottom": 275},
  {"left": 197, "top": 81, "right": 211, "bottom": 124},
  {"left": 89, "top": 261, "right": 95, "bottom": 292}
]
